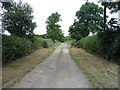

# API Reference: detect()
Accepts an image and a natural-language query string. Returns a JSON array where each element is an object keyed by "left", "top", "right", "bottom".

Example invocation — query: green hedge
[
  {"left": 79, "top": 35, "right": 101, "bottom": 54},
  {"left": 78, "top": 35, "right": 120, "bottom": 64},
  {"left": 43, "top": 39, "right": 60, "bottom": 48},
  {"left": 2, "top": 35, "right": 31, "bottom": 63},
  {"left": 2, "top": 35, "right": 50, "bottom": 64}
]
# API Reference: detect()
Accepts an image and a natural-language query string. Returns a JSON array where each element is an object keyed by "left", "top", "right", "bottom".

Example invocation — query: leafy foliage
[
  {"left": 1, "top": 2, "right": 12, "bottom": 10},
  {"left": 2, "top": 35, "right": 31, "bottom": 63},
  {"left": 78, "top": 35, "right": 120, "bottom": 64},
  {"left": 46, "top": 12, "right": 64, "bottom": 42},
  {"left": 2, "top": 1, "right": 36, "bottom": 38},
  {"left": 97, "top": 1, "right": 120, "bottom": 63},
  {"left": 69, "top": 2, "right": 103, "bottom": 41},
  {"left": 101, "top": 1, "right": 119, "bottom": 14},
  {"left": 2, "top": 35, "right": 53, "bottom": 64},
  {"left": 69, "top": 1, "right": 120, "bottom": 64},
  {"left": 100, "top": 1, "right": 120, "bottom": 30},
  {"left": 69, "top": 21, "right": 89, "bottom": 41}
]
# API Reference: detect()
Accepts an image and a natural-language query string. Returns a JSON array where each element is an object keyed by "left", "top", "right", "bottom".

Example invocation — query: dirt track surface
[{"left": 14, "top": 43, "right": 90, "bottom": 88}]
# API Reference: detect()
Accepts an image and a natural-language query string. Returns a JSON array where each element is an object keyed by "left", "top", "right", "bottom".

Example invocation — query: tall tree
[
  {"left": 102, "top": 2, "right": 107, "bottom": 31},
  {"left": 101, "top": 1, "right": 119, "bottom": 30},
  {"left": 100, "top": 1, "right": 120, "bottom": 30},
  {"left": 69, "top": 2, "right": 103, "bottom": 41},
  {"left": 46, "top": 12, "right": 63, "bottom": 42},
  {"left": 2, "top": 1, "right": 36, "bottom": 38}
]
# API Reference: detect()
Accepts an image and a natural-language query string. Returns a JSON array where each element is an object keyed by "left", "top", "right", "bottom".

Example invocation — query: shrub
[
  {"left": 79, "top": 35, "right": 101, "bottom": 54},
  {"left": 2, "top": 34, "right": 56, "bottom": 64},
  {"left": 41, "top": 41, "right": 48, "bottom": 48},
  {"left": 78, "top": 35, "right": 120, "bottom": 64},
  {"left": 30, "top": 36, "right": 43, "bottom": 50},
  {"left": 43, "top": 39, "right": 54, "bottom": 48},
  {"left": 2, "top": 35, "right": 31, "bottom": 63}
]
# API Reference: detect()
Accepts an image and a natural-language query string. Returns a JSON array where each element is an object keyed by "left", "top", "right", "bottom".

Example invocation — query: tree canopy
[
  {"left": 69, "top": 2, "right": 103, "bottom": 41},
  {"left": 46, "top": 12, "right": 64, "bottom": 42},
  {"left": 100, "top": 1, "right": 120, "bottom": 30},
  {"left": 2, "top": 1, "right": 36, "bottom": 38}
]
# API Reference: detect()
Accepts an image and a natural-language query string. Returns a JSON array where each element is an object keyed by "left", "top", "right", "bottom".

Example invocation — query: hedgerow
[
  {"left": 78, "top": 35, "right": 120, "bottom": 64},
  {"left": 2, "top": 35, "right": 51, "bottom": 64}
]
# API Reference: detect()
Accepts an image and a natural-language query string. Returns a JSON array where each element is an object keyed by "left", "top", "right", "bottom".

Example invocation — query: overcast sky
[
  {"left": 3, "top": 0, "right": 118, "bottom": 36},
  {"left": 20, "top": 0, "right": 87, "bottom": 36}
]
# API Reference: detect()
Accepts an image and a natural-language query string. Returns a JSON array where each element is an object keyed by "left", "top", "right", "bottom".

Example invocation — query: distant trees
[
  {"left": 69, "top": 2, "right": 103, "bottom": 41},
  {"left": 1, "top": 1, "right": 36, "bottom": 38},
  {"left": 46, "top": 12, "right": 64, "bottom": 42}
]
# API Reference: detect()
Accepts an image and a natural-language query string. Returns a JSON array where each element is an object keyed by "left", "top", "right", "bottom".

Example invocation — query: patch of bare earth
[
  {"left": 3, "top": 48, "right": 53, "bottom": 87},
  {"left": 70, "top": 48, "right": 118, "bottom": 88}
]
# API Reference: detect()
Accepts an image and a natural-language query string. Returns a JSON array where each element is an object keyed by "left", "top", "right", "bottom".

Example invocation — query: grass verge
[
  {"left": 59, "top": 50, "right": 63, "bottom": 57},
  {"left": 3, "top": 48, "right": 54, "bottom": 88},
  {"left": 69, "top": 48, "right": 118, "bottom": 88}
]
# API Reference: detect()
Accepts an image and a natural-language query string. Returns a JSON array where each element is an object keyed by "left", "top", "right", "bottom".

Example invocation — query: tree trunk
[
  {"left": 118, "top": 1, "right": 120, "bottom": 25},
  {"left": 104, "top": 5, "right": 106, "bottom": 31}
]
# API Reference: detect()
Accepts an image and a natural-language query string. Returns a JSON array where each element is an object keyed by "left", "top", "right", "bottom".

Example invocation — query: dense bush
[
  {"left": 41, "top": 41, "right": 49, "bottom": 48},
  {"left": 30, "top": 36, "right": 43, "bottom": 50},
  {"left": 79, "top": 35, "right": 101, "bottom": 54},
  {"left": 43, "top": 39, "right": 59, "bottom": 48},
  {"left": 78, "top": 35, "right": 120, "bottom": 64},
  {"left": 2, "top": 35, "right": 51, "bottom": 64},
  {"left": 2, "top": 35, "right": 31, "bottom": 63},
  {"left": 71, "top": 40, "right": 80, "bottom": 47}
]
